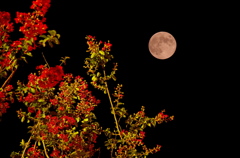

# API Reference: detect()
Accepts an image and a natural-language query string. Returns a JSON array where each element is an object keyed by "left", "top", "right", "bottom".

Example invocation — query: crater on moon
[{"left": 148, "top": 31, "right": 177, "bottom": 60}]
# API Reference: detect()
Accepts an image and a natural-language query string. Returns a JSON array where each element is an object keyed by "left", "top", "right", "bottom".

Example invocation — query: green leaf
[
  {"left": 76, "top": 117, "right": 80, "bottom": 123},
  {"left": 112, "top": 75, "right": 116, "bottom": 81},
  {"left": 53, "top": 37, "right": 60, "bottom": 44},
  {"left": 90, "top": 53, "right": 96, "bottom": 58},
  {"left": 81, "top": 118, "right": 89, "bottom": 123},
  {"left": 38, "top": 99, "right": 45, "bottom": 102},
  {"left": 97, "top": 72, "right": 101, "bottom": 77},
  {"left": 30, "top": 88, "right": 35, "bottom": 93},
  {"left": 25, "top": 40, "right": 32, "bottom": 45},
  {"left": 21, "top": 116, "right": 25, "bottom": 122},
  {"left": 92, "top": 76, "right": 97, "bottom": 82},
  {"left": 39, "top": 40, "right": 46, "bottom": 47},
  {"left": 39, "top": 35, "right": 47, "bottom": 38},
  {"left": 99, "top": 50, "right": 105, "bottom": 55},
  {"left": 20, "top": 139, "right": 25, "bottom": 147},
  {"left": 14, "top": 64, "right": 18, "bottom": 69},
  {"left": 21, "top": 56, "right": 28, "bottom": 63},
  {"left": 147, "top": 123, "right": 151, "bottom": 127},
  {"left": 48, "top": 30, "right": 56, "bottom": 36},
  {"left": 23, "top": 88, "right": 28, "bottom": 93},
  {"left": 25, "top": 52, "right": 32, "bottom": 57}
]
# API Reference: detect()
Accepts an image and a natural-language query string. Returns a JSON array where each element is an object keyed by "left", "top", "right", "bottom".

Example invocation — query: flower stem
[
  {"left": 42, "top": 140, "right": 50, "bottom": 158},
  {"left": 42, "top": 52, "right": 50, "bottom": 68},
  {"left": 1, "top": 68, "right": 17, "bottom": 89},
  {"left": 103, "top": 70, "right": 122, "bottom": 140},
  {"left": 21, "top": 136, "right": 32, "bottom": 158},
  {"left": 21, "top": 122, "right": 39, "bottom": 158}
]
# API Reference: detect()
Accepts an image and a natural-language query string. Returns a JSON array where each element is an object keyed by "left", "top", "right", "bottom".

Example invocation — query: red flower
[
  {"left": 58, "top": 106, "right": 64, "bottom": 111},
  {"left": 38, "top": 65, "right": 64, "bottom": 89},
  {"left": 50, "top": 98, "right": 58, "bottom": 105},
  {"left": 50, "top": 149, "right": 60, "bottom": 157},
  {"left": 10, "top": 40, "right": 22, "bottom": 47},
  {"left": 28, "top": 107, "right": 35, "bottom": 113},
  {"left": 36, "top": 110, "right": 41, "bottom": 118},
  {"left": 30, "top": 0, "right": 51, "bottom": 16},
  {"left": 61, "top": 116, "right": 76, "bottom": 125},
  {"left": 24, "top": 93, "right": 36, "bottom": 103},
  {"left": 0, "top": 102, "right": 9, "bottom": 115},
  {"left": 158, "top": 112, "right": 169, "bottom": 119},
  {"left": 26, "top": 146, "right": 44, "bottom": 158},
  {"left": 5, "top": 85, "right": 13, "bottom": 91},
  {"left": 36, "top": 65, "right": 45, "bottom": 70},
  {"left": 0, "top": 92, "right": 5, "bottom": 98},
  {"left": 40, "top": 131, "right": 46, "bottom": 140},
  {"left": 139, "top": 131, "right": 145, "bottom": 138},
  {"left": 91, "top": 133, "right": 98, "bottom": 143},
  {"left": 59, "top": 133, "right": 69, "bottom": 142}
]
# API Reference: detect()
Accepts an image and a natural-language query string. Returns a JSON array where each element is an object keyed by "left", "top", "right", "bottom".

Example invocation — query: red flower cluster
[
  {"left": 155, "top": 111, "right": 173, "bottom": 123},
  {"left": 86, "top": 35, "right": 112, "bottom": 52},
  {"left": 30, "top": 0, "right": 51, "bottom": 16},
  {"left": 28, "top": 107, "right": 35, "bottom": 113},
  {"left": 39, "top": 131, "right": 47, "bottom": 140},
  {"left": 25, "top": 146, "right": 44, "bottom": 158},
  {"left": 0, "top": 85, "right": 13, "bottom": 116},
  {"left": 0, "top": 51, "right": 11, "bottom": 68},
  {"left": 0, "top": 12, "right": 14, "bottom": 69},
  {"left": 45, "top": 115, "right": 76, "bottom": 134},
  {"left": 50, "top": 149, "right": 61, "bottom": 157},
  {"left": 45, "top": 115, "right": 60, "bottom": 134},
  {"left": 68, "top": 134, "right": 82, "bottom": 150},
  {"left": 136, "top": 111, "right": 145, "bottom": 118},
  {"left": 101, "top": 41, "right": 112, "bottom": 51},
  {"left": 59, "top": 133, "right": 69, "bottom": 142},
  {"left": 0, "top": 11, "right": 14, "bottom": 46},
  {"left": 14, "top": 0, "right": 50, "bottom": 41},
  {"left": 50, "top": 98, "right": 58, "bottom": 105},
  {"left": 24, "top": 93, "right": 37, "bottom": 103},
  {"left": 158, "top": 112, "right": 169, "bottom": 119},
  {"left": 27, "top": 65, "right": 64, "bottom": 89},
  {"left": 15, "top": 12, "right": 47, "bottom": 40}
]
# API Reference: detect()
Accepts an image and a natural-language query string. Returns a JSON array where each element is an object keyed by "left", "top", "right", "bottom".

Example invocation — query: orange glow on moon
[{"left": 148, "top": 31, "right": 177, "bottom": 60}]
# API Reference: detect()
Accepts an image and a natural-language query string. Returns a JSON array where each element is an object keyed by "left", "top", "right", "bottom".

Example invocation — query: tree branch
[{"left": 103, "top": 70, "right": 122, "bottom": 140}]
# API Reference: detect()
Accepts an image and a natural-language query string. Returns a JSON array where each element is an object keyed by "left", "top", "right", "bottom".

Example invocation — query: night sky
[{"left": 0, "top": 0, "right": 193, "bottom": 157}]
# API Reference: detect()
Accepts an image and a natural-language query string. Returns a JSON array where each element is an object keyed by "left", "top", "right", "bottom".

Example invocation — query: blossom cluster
[
  {"left": 0, "top": 11, "right": 14, "bottom": 46},
  {"left": 15, "top": 11, "right": 48, "bottom": 41},
  {"left": 12, "top": 63, "right": 102, "bottom": 157},
  {"left": 30, "top": 0, "right": 51, "bottom": 16},
  {"left": 25, "top": 146, "right": 44, "bottom": 158},
  {"left": 27, "top": 65, "right": 64, "bottom": 89},
  {"left": 1, "top": 0, "right": 175, "bottom": 156},
  {"left": 0, "top": 85, "right": 14, "bottom": 116}
]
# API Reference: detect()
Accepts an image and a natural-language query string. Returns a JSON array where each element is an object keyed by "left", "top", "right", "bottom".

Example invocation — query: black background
[{"left": 0, "top": 0, "right": 195, "bottom": 157}]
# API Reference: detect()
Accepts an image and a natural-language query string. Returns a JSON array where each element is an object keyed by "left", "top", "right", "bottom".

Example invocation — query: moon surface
[{"left": 148, "top": 31, "right": 177, "bottom": 60}]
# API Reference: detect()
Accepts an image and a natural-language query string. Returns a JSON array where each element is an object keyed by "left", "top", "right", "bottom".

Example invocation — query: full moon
[{"left": 148, "top": 31, "right": 177, "bottom": 60}]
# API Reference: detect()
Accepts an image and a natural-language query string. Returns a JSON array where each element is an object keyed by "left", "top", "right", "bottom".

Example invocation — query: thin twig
[
  {"left": 34, "top": 140, "right": 37, "bottom": 149},
  {"left": 42, "top": 140, "right": 50, "bottom": 158},
  {"left": 21, "top": 122, "right": 40, "bottom": 158},
  {"left": 103, "top": 70, "right": 122, "bottom": 140},
  {"left": 21, "top": 136, "right": 32, "bottom": 158},
  {"left": 1, "top": 68, "right": 17, "bottom": 89},
  {"left": 41, "top": 52, "right": 50, "bottom": 68}
]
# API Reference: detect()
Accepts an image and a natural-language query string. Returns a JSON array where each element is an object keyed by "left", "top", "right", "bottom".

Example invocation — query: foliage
[{"left": 0, "top": 0, "right": 174, "bottom": 157}]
